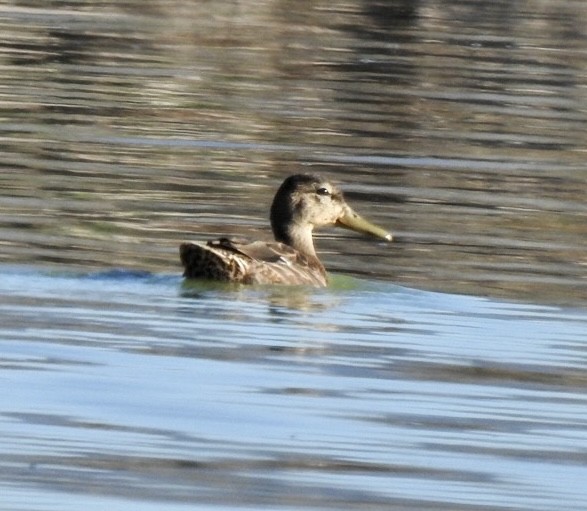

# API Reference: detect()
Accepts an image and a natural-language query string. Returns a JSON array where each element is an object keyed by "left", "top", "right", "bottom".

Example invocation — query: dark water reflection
[
  {"left": 1, "top": 1, "right": 587, "bottom": 510},
  {"left": 0, "top": 0, "right": 585, "bottom": 304}
]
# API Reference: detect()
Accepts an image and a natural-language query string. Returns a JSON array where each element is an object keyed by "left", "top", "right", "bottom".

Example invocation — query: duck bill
[{"left": 336, "top": 208, "right": 392, "bottom": 241}]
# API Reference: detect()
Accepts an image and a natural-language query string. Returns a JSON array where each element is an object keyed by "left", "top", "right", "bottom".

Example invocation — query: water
[
  {"left": 1, "top": 268, "right": 586, "bottom": 510},
  {"left": 1, "top": 0, "right": 587, "bottom": 510}
]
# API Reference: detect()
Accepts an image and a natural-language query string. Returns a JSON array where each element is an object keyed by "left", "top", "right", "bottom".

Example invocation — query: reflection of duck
[{"left": 180, "top": 174, "right": 392, "bottom": 286}]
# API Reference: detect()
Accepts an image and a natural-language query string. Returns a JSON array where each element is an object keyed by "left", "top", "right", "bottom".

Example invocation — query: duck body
[
  {"left": 180, "top": 174, "right": 391, "bottom": 287},
  {"left": 180, "top": 238, "right": 327, "bottom": 286}
]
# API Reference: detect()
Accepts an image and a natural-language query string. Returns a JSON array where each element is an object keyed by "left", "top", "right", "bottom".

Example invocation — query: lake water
[{"left": 1, "top": 1, "right": 586, "bottom": 510}]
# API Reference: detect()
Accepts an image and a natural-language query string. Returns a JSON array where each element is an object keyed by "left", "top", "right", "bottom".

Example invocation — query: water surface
[
  {"left": 1, "top": 268, "right": 587, "bottom": 511},
  {"left": 1, "top": 1, "right": 587, "bottom": 510}
]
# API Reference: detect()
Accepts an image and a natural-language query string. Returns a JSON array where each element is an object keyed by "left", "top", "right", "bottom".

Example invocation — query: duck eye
[{"left": 316, "top": 187, "right": 330, "bottom": 196}]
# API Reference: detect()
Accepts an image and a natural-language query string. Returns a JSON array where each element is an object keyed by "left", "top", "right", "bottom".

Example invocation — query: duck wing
[
  {"left": 180, "top": 238, "right": 327, "bottom": 286},
  {"left": 211, "top": 238, "right": 297, "bottom": 263}
]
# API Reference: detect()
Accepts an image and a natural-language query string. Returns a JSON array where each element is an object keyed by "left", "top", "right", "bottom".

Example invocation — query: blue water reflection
[{"left": 1, "top": 268, "right": 586, "bottom": 510}]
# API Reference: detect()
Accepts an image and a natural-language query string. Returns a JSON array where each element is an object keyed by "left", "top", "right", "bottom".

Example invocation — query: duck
[{"left": 180, "top": 174, "right": 392, "bottom": 286}]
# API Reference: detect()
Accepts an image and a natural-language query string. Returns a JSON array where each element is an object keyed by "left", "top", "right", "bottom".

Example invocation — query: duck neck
[{"left": 275, "top": 223, "right": 317, "bottom": 258}]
